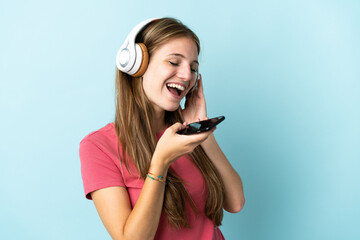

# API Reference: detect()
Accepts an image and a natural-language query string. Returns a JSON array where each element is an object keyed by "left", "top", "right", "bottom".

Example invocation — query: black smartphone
[{"left": 177, "top": 116, "right": 225, "bottom": 135}]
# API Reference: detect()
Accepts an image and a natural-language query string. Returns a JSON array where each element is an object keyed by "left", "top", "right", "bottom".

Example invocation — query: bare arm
[
  {"left": 91, "top": 123, "right": 215, "bottom": 240},
  {"left": 201, "top": 134, "right": 245, "bottom": 213},
  {"left": 92, "top": 162, "right": 167, "bottom": 240}
]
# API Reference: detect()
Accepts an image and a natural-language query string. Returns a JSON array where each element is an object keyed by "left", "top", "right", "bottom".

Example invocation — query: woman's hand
[
  {"left": 152, "top": 122, "right": 215, "bottom": 168},
  {"left": 182, "top": 74, "right": 208, "bottom": 123}
]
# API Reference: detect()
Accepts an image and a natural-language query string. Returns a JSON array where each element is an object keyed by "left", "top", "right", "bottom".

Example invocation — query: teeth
[{"left": 166, "top": 83, "right": 185, "bottom": 91}]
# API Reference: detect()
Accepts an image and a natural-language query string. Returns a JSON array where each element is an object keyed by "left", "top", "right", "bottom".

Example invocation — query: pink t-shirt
[{"left": 79, "top": 123, "right": 225, "bottom": 240}]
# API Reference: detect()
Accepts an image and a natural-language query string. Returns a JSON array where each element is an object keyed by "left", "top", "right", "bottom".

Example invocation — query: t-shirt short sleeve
[{"left": 79, "top": 138, "right": 125, "bottom": 199}]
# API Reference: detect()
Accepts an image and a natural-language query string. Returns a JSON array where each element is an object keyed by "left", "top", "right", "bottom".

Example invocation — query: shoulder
[
  {"left": 80, "top": 122, "right": 117, "bottom": 148},
  {"left": 79, "top": 123, "right": 127, "bottom": 199},
  {"left": 79, "top": 122, "right": 121, "bottom": 162}
]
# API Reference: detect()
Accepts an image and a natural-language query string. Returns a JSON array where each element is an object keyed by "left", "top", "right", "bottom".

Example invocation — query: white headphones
[{"left": 116, "top": 18, "right": 158, "bottom": 77}]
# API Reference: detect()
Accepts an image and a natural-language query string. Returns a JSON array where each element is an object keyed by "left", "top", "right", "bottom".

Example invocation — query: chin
[{"left": 164, "top": 104, "right": 180, "bottom": 112}]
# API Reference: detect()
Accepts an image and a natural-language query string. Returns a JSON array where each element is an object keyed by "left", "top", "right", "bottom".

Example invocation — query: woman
[{"left": 80, "top": 17, "right": 245, "bottom": 240}]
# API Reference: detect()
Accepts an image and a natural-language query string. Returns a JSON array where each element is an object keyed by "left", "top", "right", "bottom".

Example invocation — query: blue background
[{"left": 1, "top": 0, "right": 359, "bottom": 239}]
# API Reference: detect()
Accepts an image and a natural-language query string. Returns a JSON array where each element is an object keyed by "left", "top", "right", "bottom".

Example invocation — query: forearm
[
  {"left": 122, "top": 159, "right": 169, "bottom": 240},
  {"left": 201, "top": 134, "right": 245, "bottom": 213}
]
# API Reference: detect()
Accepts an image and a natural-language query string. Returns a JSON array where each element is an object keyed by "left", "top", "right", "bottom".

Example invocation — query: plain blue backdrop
[{"left": 1, "top": 0, "right": 359, "bottom": 239}]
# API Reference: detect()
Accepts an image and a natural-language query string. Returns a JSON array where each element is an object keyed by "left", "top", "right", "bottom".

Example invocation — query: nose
[{"left": 177, "top": 65, "right": 193, "bottom": 82}]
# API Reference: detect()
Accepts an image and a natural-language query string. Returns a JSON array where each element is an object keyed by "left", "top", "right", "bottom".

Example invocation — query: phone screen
[{"left": 177, "top": 116, "right": 225, "bottom": 135}]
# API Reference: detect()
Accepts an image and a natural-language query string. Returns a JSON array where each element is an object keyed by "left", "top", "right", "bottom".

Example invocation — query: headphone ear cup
[{"left": 131, "top": 43, "right": 149, "bottom": 77}]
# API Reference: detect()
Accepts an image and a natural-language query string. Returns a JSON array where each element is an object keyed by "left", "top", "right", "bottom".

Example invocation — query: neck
[{"left": 153, "top": 108, "right": 166, "bottom": 133}]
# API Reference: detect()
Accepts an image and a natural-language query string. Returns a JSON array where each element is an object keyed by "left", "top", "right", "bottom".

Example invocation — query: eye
[
  {"left": 191, "top": 68, "right": 198, "bottom": 73},
  {"left": 169, "top": 61, "right": 179, "bottom": 66}
]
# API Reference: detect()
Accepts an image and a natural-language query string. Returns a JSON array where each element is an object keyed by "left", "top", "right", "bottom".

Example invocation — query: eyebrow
[{"left": 168, "top": 53, "right": 199, "bottom": 65}]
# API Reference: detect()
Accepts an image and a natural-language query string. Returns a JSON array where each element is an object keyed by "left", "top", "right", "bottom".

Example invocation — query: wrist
[
  {"left": 150, "top": 154, "right": 170, "bottom": 176},
  {"left": 200, "top": 133, "right": 216, "bottom": 148}
]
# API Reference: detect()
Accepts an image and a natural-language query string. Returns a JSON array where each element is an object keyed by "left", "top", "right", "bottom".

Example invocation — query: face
[{"left": 142, "top": 37, "right": 199, "bottom": 113}]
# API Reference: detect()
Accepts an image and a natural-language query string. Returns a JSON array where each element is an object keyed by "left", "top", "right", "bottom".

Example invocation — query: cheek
[
  {"left": 142, "top": 77, "right": 154, "bottom": 97},
  {"left": 142, "top": 75, "right": 163, "bottom": 101}
]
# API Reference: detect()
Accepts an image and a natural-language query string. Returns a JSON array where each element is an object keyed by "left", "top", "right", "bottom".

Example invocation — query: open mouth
[{"left": 166, "top": 83, "right": 185, "bottom": 97}]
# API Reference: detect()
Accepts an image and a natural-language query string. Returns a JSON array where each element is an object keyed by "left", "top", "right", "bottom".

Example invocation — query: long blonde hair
[{"left": 114, "top": 17, "right": 225, "bottom": 228}]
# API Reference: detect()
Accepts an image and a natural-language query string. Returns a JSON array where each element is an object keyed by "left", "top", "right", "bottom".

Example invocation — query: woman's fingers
[{"left": 168, "top": 122, "right": 186, "bottom": 133}]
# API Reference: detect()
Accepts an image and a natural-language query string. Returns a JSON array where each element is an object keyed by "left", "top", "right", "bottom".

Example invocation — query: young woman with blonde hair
[{"left": 80, "top": 17, "right": 245, "bottom": 240}]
